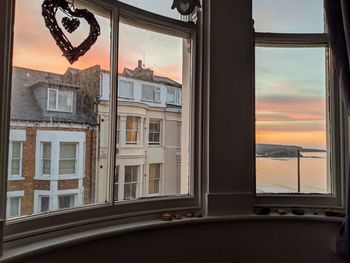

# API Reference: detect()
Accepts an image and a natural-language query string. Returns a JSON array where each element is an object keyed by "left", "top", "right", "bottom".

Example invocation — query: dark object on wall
[
  {"left": 42, "top": 0, "right": 100, "bottom": 64},
  {"left": 171, "top": 0, "right": 201, "bottom": 16}
]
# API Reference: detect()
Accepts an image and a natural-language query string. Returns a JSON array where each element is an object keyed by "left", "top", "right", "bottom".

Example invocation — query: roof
[
  {"left": 11, "top": 66, "right": 96, "bottom": 125},
  {"left": 122, "top": 67, "right": 182, "bottom": 88}
]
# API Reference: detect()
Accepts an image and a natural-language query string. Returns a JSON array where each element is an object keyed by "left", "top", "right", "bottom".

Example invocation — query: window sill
[
  {"left": 7, "top": 177, "right": 25, "bottom": 181},
  {"left": 1, "top": 214, "right": 343, "bottom": 263}
]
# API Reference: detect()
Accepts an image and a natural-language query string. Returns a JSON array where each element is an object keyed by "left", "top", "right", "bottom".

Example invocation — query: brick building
[{"left": 7, "top": 66, "right": 98, "bottom": 218}]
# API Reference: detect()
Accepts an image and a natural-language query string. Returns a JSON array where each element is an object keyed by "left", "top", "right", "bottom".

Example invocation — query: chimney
[{"left": 138, "top": 60, "right": 143, "bottom": 68}]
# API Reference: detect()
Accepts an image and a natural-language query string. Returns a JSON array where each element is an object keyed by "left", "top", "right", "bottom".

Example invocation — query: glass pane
[
  {"left": 48, "top": 89, "right": 57, "bottom": 109},
  {"left": 11, "top": 160, "right": 20, "bottom": 175},
  {"left": 42, "top": 160, "right": 51, "bottom": 175},
  {"left": 149, "top": 164, "right": 160, "bottom": 179},
  {"left": 119, "top": 80, "right": 134, "bottom": 98},
  {"left": 9, "top": 197, "right": 20, "bottom": 217},
  {"left": 9, "top": 0, "right": 112, "bottom": 218},
  {"left": 60, "top": 143, "right": 76, "bottom": 159},
  {"left": 255, "top": 47, "right": 329, "bottom": 194},
  {"left": 149, "top": 179, "right": 160, "bottom": 194},
  {"left": 115, "top": 18, "right": 192, "bottom": 201},
  {"left": 253, "top": 0, "right": 324, "bottom": 33},
  {"left": 58, "top": 195, "right": 75, "bottom": 209},
  {"left": 59, "top": 160, "right": 76, "bottom": 175},
  {"left": 40, "top": 196, "right": 50, "bottom": 212},
  {"left": 12, "top": 142, "right": 21, "bottom": 158},
  {"left": 58, "top": 90, "right": 73, "bottom": 112},
  {"left": 42, "top": 142, "right": 51, "bottom": 158},
  {"left": 142, "top": 85, "right": 154, "bottom": 101},
  {"left": 118, "top": 0, "right": 180, "bottom": 20}
]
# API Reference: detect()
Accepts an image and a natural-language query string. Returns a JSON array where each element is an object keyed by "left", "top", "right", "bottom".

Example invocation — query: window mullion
[{"left": 255, "top": 33, "right": 328, "bottom": 47}]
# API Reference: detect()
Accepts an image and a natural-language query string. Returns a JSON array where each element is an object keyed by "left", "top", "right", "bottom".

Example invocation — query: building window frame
[
  {"left": 254, "top": 32, "right": 346, "bottom": 208},
  {"left": 148, "top": 163, "right": 161, "bottom": 196},
  {"left": 6, "top": 191, "right": 24, "bottom": 219},
  {"left": 7, "top": 130, "right": 26, "bottom": 181},
  {"left": 141, "top": 84, "right": 161, "bottom": 103},
  {"left": 47, "top": 88, "right": 73, "bottom": 113},
  {"left": 167, "top": 87, "right": 181, "bottom": 106},
  {"left": 148, "top": 119, "right": 162, "bottom": 146},
  {"left": 125, "top": 116, "right": 140, "bottom": 145},
  {"left": 118, "top": 79, "right": 134, "bottom": 100}
]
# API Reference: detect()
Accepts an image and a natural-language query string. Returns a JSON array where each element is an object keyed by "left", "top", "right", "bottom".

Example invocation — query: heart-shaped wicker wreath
[{"left": 42, "top": 0, "right": 100, "bottom": 64}]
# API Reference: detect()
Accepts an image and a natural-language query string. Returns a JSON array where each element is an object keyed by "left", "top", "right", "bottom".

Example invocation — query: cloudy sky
[{"left": 12, "top": 0, "right": 326, "bottom": 149}]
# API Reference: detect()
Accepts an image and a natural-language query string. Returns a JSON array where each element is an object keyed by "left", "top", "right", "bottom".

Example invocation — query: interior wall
[{"left": 17, "top": 220, "right": 345, "bottom": 263}]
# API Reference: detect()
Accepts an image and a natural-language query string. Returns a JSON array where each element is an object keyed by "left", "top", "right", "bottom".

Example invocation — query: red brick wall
[{"left": 7, "top": 126, "right": 96, "bottom": 216}]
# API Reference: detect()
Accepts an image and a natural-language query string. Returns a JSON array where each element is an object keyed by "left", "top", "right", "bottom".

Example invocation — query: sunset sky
[{"left": 12, "top": 0, "right": 326, "bottom": 149}]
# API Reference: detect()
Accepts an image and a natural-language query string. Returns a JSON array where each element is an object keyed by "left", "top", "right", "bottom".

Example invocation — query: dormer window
[
  {"left": 142, "top": 85, "right": 161, "bottom": 103},
  {"left": 167, "top": 87, "right": 181, "bottom": 106},
  {"left": 47, "top": 88, "right": 73, "bottom": 112}
]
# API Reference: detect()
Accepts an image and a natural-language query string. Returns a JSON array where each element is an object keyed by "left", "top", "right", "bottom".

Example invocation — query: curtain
[{"left": 325, "top": 0, "right": 350, "bottom": 259}]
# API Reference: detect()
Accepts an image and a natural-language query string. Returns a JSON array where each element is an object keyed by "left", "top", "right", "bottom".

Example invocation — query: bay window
[
  {"left": 2, "top": 0, "right": 200, "bottom": 248},
  {"left": 253, "top": 0, "right": 344, "bottom": 207}
]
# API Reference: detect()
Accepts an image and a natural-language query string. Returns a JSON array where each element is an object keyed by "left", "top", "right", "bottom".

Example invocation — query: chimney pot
[{"left": 138, "top": 60, "right": 142, "bottom": 68}]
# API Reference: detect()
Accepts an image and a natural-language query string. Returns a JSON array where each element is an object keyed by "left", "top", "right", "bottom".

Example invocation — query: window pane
[
  {"left": 11, "top": 160, "right": 20, "bottom": 175},
  {"left": 118, "top": 0, "right": 180, "bottom": 20},
  {"left": 9, "top": 197, "right": 20, "bottom": 217},
  {"left": 58, "top": 195, "right": 76, "bottom": 209},
  {"left": 255, "top": 47, "right": 329, "bottom": 194},
  {"left": 119, "top": 80, "right": 134, "bottom": 98},
  {"left": 116, "top": 18, "right": 192, "bottom": 201},
  {"left": 48, "top": 89, "right": 57, "bottom": 109},
  {"left": 60, "top": 143, "right": 76, "bottom": 159},
  {"left": 253, "top": 0, "right": 324, "bottom": 33},
  {"left": 42, "top": 142, "right": 51, "bottom": 158},
  {"left": 142, "top": 85, "right": 154, "bottom": 101},
  {"left": 58, "top": 90, "right": 73, "bottom": 112},
  {"left": 12, "top": 142, "right": 21, "bottom": 158},
  {"left": 9, "top": 0, "right": 112, "bottom": 217},
  {"left": 40, "top": 196, "right": 50, "bottom": 212}
]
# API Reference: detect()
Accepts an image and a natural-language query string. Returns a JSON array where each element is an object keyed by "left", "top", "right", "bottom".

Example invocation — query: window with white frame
[
  {"left": 253, "top": 0, "right": 342, "bottom": 206},
  {"left": 41, "top": 142, "right": 51, "bottom": 176},
  {"left": 167, "top": 87, "right": 181, "bottom": 105},
  {"left": 119, "top": 80, "right": 134, "bottom": 99},
  {"left": 58, "top": 194, "right": 77, "bottom": 209},
  {"left": 142, "top": 85, "right": 161, "bottom": 103},
  {"left": 59, "top": 143, "right": 77, "bottom": 176},
  {"left": 47, "top": 89, "right": 73, "bottom": 112},
  {"left": 6, "top": 191, "right": 24, "bottom": 218},
  {"left": 149, "top": 164, "right": 161, "bottom": 195},
  {"left": 124, "top": 166, "right": 138, "bottom": 200},
  {"left": 9, "top": 142, "right": 22, "bottom": 178},
  {"left": 149, "top": 120, "right": 161, "bottom": 145},
  {"left": 126, "top": 116, "right": 140, "bottom": 144},
  {"left": 39, "top": 195, "right": 50, "bottom": 213}
]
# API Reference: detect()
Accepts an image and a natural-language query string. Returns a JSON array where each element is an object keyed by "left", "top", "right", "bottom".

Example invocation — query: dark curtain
[{"left": 325, "top": 0, "right": 350, "bottom": 259}]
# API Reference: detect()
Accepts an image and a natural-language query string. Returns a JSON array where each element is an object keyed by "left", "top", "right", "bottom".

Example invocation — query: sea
[{"left": 256, "top": 151, "right": 329, "bottom": 193}]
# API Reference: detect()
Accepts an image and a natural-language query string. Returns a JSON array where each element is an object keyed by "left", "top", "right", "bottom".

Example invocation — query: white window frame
[
  {"left": 41, "top": 142, "right": 52, "bottom": 176},
  {"left": 57, "top": 193, "right": 78, "bottom": 210},
  {"left": 148, "top": 119, "right": 162, "bottom": 146},
  {"left": 58, "top": 142, "right": 78, "bottom": 177},
  {"left": 118, "top": 80, "right": 134, "bottom": 99},
  {"left": 148, "top": 163, "right": 161, "bottom": 196},
  {"left": 6, "top": 191, "right": 24, "bottom": 219},
  {"left": 123, "top": 165, "right": 139, "bottom": 200},
  {"left": 167, "top": 87, "right": 181, "bottom": 106},
  {"left": 47, "top": 88, "right": 73, "bottom": 113},
  {"left": 254, "top": 19, "right": 345, "bottom": 207},
  {"left": 35, "top": 131, "right": 85, "bottom": 180},
  {"left": 8, "top": 130, "right": 26, "bottom": 180},
  {"left": 141, "top": 84, "right": 161, "bottom": 103},
  {"left": 125, "top": 116, "right": 140, "bottom": 145}
]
